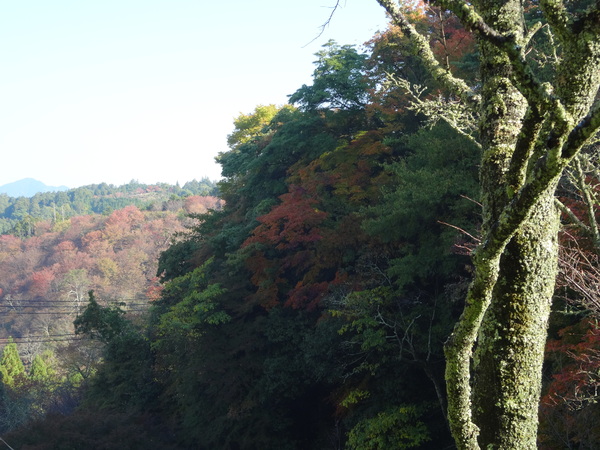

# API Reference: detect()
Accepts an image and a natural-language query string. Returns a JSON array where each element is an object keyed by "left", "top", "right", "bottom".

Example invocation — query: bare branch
[
  {"left": 304, "top": 0, "right": 344, "bottom": 48},
  {"left": 558, "top": 242, "right": 600, "bottom": 314},
  {"left": 572, "top": 155, "right": 600, "bottom": 250},
  {"left": 437, "top": 220, "right": 481, "bottom": 244}
]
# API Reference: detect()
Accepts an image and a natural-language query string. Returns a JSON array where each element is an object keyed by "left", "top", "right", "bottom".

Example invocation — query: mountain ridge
[{"left": 0, "top": 178, "right": 69, "bottom": 198}]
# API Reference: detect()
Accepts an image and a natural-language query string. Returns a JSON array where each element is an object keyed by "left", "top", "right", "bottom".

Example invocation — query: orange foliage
[{"left": 184, "top": 195, "right": 221, "bottom": 215}]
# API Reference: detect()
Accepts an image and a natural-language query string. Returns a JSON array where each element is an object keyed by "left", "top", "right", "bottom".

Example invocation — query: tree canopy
[{"left": 1, "top": 3, "right": 599, "bottom": 448}]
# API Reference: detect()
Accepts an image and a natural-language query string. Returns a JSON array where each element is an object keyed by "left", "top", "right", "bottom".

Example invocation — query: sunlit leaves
[
  {"left": 226, "top": 104, "right": 280, "bottom": 150},
  {"left": 289, "top": 40, "right": 370, "bottom": 111}
]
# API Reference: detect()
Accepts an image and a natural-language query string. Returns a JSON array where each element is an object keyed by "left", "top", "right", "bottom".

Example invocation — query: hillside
[
  {"left": 0, "top": 178, "right": 219, "bottom": 236},
  {"left": 0, "top": 193, "right": 222, "bottom": 331}
]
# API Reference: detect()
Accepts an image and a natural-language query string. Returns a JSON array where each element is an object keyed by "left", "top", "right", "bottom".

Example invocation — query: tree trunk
[
  {"left": 472, "top": 189, "right": 559, "bottom": 448},
  {"left": 375, "top": 0, "right": 600, "bottom": 447},
  {"left": 466, "top": 2, "right": 561, "bottom": 447}
]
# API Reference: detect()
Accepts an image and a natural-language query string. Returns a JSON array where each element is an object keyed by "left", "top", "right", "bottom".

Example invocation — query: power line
[
  {"left": 0, "top": 305, "right": 150, "bottom": 310},
  {"left": 0, "top": 309, "right": 148, "bottom": 315},
  {"left": 1, "top": 333, "right": 77, "bottom": 339},
  {"left": 1, "top": 338, "right": 85, "bottom": 344},
  {"left": 0, "top": 298, "right": 151, "bottom": 303},
  {"left": 0, "top": 335, "right": 85, "bottom": 344}
]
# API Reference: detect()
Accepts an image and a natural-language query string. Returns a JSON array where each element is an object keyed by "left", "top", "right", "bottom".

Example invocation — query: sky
[{"left": 0, "top": 1, "right": 390, "bottom": 189}]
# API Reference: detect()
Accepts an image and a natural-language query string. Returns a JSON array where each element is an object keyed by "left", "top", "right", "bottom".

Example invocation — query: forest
[
  {"left": 0, "top": 0, "right": 599, "bottom": 448},
  {"left": 0, "top": 178, "right": 218, "bottom": 236}
]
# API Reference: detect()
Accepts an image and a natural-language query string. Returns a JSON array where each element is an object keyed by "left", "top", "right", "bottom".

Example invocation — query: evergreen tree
[{"left": 0, "top": 340, "right": 25, "bottom": 387}]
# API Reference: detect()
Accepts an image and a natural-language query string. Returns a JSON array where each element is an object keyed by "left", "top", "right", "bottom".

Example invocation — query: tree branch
[
  {"left": 507, "top": 106, "right": 544, "bottom": 195},
  {"left": 436, "top": 0, "right": 554, "bottom": 115},
  {"left": 539, "top": 0, "right": 573, "bottom": 42},
  {"left": 572, "top": 154, "right": 600, "bottom": 250},
  {"left": 435, "top": 0, "right": 508, "bottom": 45},
  {"left": 305, "top": 0, "right": 343, "bottom": 47},
  {"left": 563, "top": 101, "right": 600, "bottom": 159},
  {"left": 444, "top": 251, "right": 499, "bottom": 450},
  {"left": 555, "top": 198, "right": 591, "bottom": 235},
  {"left": 375, "top": 0, "right": 480, "bottom": 107}
]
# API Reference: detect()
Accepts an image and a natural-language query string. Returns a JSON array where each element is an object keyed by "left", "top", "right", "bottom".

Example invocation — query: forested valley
[{"left": 1, "top": 2, "right": 600, "bottom": 449}]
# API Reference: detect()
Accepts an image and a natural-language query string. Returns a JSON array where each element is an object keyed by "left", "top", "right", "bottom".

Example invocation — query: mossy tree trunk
[{"left": 375, "top": 0, "right": 600, "bottom": 448}]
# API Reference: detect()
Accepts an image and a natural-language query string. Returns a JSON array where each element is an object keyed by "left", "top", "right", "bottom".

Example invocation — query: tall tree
[
  {"left": 0, "top": 341, "right": 25, "bottom": 387},
  {"left": 374, "top": 0, "right": 600, "bottom": 448}
]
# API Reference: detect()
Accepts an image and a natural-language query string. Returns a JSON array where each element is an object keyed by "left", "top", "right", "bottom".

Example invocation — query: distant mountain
[{"left": 0, "top": 178, "right": 69, "bottom": 198}]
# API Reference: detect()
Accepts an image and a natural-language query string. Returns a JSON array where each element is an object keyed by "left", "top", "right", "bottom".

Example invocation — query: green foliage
[
  {"left": 0, "top": 179, "right": 218, "bottom": 235},
  {"left": 0, "top": 344, "right": 68, "bottom": 434},
  {"left": 227, "top": 104, "right": 280, "bottom": 149},
  {"left": 347, "top": 405, "right": 430, "bottom": 449},
  {"left": 75, "top": 291, "right": 157, "bottom": 411},
  {"left": 74, "top": 292, "right": 128, "bottom": 344},
  {"left": 364, "top": 122, "right": 480, "bottom": 290},
  {"left": 0, "top": 340, "right": 25, "bottom": 387},
  {"left": 289, "top": 40, "right": 370, "bottom": 111},
  {"left": 156, "top": 237, "right": 203, "bottom": 282},
  {"left": 156, "top": 260, "right": 229, "bottom": 335},
  {"left": 30, "top": 353, "right": 54, "bottom": 384}
]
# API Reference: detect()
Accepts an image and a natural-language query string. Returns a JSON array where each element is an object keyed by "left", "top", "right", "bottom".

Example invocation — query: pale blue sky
[{"left": 0, "top": 1, "right": 389, "bottom": 188}]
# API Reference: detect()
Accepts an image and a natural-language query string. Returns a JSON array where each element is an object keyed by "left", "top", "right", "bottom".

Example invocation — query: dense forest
[
  {"left": 0, "top": 1, "right": 599, "bottom": 449},
  {"left": 0, "top": 178, "right": 218, "bottom": 236}
]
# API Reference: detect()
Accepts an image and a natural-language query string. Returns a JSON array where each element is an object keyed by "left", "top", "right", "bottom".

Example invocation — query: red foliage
[
  {"left": 246, "top": 187, "right": 327, "bottom": 251},
  {"left": 51, "top": 241, "right": 84, "bottom": 273},
  {"left": 106, "top": 205, "right": 144, "bottom": 229},
  {"left": 28, "top": 268, "right": 56, "bottom": 298},
  {"left": 241, "top": 126, "right": 396, "bottom": 311},
  {"left": 540, "top": 318, "right": 600, "bottom": 447},
  {"left": 286, "top": 281, "right": 330, "bottom": 310},
  {"left": 0, "top": 205, "right": 186, "bottom": 307},
  {"left": 63, "top": 215, "right": 100, "bottom": 241},
  {"left": 82, "top": 230, "right": 110, "bottom": 255},
  {"left": 428, "top": 9, "right": 476, "bottom": 72},
  {"left": 293, "top": 130, "right": 392, "bottom": 208},
  {"left": 242, "top": 187, "right": 327, "bottom": 309},
  {"left": 544, "top": 318, "right": 600, "bottom": 409}
]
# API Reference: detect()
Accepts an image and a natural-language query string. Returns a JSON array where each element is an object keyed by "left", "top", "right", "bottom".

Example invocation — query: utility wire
[
  {"left": 1, "top": 297, "right": 151, "bottom": 301},
  {"left": 0, "top": 437, "right": 15, "bottom": 450},
  {"left": 0, "top": 309, "right": 148, "bottom": 315},
  {"left": 0, "top": 338, "right": 85, "bottom": 344},
  {"left": 0, "top": 303, "right": 150, "bottom": 309},
  {"left": 1, "top": 333, "right": 78, "bottom": 339}
]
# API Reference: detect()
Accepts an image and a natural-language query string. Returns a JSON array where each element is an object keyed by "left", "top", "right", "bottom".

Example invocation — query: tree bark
[
  {"left": 374, "top": 0, "right": 600, "bottom": 448},
  {"left": 472, "top": 190, "right": 559, "bottom": 448}
]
